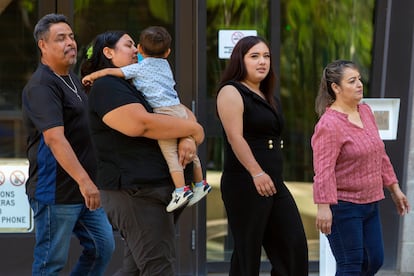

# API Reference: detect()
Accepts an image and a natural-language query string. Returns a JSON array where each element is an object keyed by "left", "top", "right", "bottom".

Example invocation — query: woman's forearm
[
  {"left": 142, "top": 113, "right": 205, "bottom": 143},
  {"left": 103, "top": 103, "right": 204, "bottom": 143}
]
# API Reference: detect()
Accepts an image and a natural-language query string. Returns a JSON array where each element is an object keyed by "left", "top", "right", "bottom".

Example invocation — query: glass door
[{"left": 0, "top": 0, "right": 38, "bottom": 158}]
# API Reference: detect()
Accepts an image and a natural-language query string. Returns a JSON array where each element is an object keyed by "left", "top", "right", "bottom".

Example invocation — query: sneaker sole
[{"left": 166, "top": 191, "right": 193, "bottom": 212}]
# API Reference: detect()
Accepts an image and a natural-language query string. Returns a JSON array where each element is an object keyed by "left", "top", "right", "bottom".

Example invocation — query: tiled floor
[
  {"left": 208, "top": 273, "right": 319, "bottom": 276},
  {"left": 208, "top": 269, "right": 405, "bottom": 275},
  {"left": 208, "top": 271, "right": 398, "bottom": 276},
  {"left": 208, "top": 270, "right": 402, "bottom": 276}
]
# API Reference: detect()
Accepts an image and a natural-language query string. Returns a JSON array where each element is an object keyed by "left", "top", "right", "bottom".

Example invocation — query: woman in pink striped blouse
[{"left": 311, "top": 60, "right": 410, "bottom": 276}]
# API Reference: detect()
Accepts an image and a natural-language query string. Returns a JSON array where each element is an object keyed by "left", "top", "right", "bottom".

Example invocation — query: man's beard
[{"left": 68, "top": 57, "right": 77, "bottom": 65}]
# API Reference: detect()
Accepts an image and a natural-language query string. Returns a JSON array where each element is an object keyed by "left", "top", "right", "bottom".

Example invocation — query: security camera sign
[
  {"left": 0, "top": 164, "right": 33, "bottom": 232},
  {"left": 218, "top": 30, "right": 257, "bottom": 59}
]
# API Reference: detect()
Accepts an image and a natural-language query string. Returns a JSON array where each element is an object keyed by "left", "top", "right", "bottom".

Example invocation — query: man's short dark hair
[{"left": 33, "top": 13, "right": 70, "bottom": 42}]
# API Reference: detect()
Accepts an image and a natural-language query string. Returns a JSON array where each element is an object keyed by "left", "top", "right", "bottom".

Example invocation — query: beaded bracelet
[{"left": 252, "top": 171, "right": 265, "bottom": 178}]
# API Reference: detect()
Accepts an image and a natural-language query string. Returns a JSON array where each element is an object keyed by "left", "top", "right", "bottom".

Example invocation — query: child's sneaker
[
  {"left": 188, "top": 181, "right": 212, "bottom": 207},
  {"left": 166, "top": 186, "right": 193, "bottom": 212}
]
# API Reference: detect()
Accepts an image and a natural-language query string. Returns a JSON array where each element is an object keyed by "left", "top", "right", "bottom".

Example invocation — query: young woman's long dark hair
[
  {"left": 218, "top": 36, "right": 276, "bottom": 109},
  {"left": 80, "top": 30, "right": 127, "bottom": 92}
]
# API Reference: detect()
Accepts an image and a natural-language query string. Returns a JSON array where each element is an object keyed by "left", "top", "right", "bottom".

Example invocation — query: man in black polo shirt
[{"left": 22, "top": 13, "right": 114, "bottom": 275}]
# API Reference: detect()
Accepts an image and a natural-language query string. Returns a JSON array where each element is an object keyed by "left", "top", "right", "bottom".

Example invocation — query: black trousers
[
  {"left": 221, "top": 176, "right": 309, "bottom": 276},
  {"left": 101, "top": 186, "right": 176, "bottom": 276}
]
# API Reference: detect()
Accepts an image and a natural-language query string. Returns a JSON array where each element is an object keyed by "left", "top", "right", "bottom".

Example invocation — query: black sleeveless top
[{"left": 219, "top": 81, "right": 288, "bottom": 196}]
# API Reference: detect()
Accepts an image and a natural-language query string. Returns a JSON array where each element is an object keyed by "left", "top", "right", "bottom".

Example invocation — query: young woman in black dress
[{"left": 216, "top": 36, "right": 309, "bottom": 276}]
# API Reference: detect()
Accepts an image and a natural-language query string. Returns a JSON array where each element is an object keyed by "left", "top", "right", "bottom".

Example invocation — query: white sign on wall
[
  {"left": 361, "top": 98, "right": 400, "bottom": 140},
  {"left": 0, "top": 163, "right": 33, "bottom": 232},
  {"left": 218, "top": 30, "right": 257, "bottom": 59}
]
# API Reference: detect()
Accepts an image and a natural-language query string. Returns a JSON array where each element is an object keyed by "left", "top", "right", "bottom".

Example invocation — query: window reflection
[
  {"left": 0, "top": 0, "right": 377, "bottom": 268},
  {"left": 205, "top": 0, "right": 271, "bottom": 262},
  {"left": 73, "top": 0, "right": 174, "bottom": 76},
  {"left": 280, "top": 0, "right": 375, "bottom": 182},
  {"left": 205, "top": 0, "right": 375, "bottom": 264},
  {"left": 0, "top": 0, "right": 37, "bottom": 158}
]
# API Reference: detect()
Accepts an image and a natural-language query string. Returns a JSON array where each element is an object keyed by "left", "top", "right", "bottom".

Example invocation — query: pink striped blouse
[{"left": 311, "top": 103, "right": 398, "bottom": 204}]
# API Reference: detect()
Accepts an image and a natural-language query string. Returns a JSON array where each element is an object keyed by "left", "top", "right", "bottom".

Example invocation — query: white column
[{"left": 319, "top": 232, "right": 336, "bottom": 276}]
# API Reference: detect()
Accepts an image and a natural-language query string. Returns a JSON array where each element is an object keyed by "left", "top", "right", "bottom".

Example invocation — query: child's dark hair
[{"left": 139, "top": 26, "right": 171, "bottom": 57}]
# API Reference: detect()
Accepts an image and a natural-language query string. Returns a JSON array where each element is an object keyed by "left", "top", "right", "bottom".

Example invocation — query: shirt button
[{"left": 268, "top": 139, "right": 273, "bottom": 149}]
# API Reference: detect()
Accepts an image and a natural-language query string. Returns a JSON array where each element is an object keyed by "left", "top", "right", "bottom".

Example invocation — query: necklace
[{"left": 53, "top": 72, "right": 82, "bottom": 101}]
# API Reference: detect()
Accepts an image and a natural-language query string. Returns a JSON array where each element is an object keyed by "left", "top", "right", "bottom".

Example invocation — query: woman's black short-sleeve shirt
[{"left": 88, "top": 75, "right": 173, "bottom": 190}]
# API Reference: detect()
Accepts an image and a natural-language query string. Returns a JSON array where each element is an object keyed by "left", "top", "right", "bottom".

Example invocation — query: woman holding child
[{"left": 81, "top": 30, "right": 203, "bottom": 276}]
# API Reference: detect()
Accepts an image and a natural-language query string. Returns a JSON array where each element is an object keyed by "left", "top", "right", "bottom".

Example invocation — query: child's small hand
[{"left": 82, "top": 75, "right": 94, "bottom": 86}]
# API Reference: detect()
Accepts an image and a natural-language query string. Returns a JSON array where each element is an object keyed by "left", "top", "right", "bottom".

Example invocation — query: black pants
[
  {"left": 221, "top": 176, "right": 309, "bottom": 276},
  {"left": 101, "top": 186, "right": 176, "bottom": 276}
]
